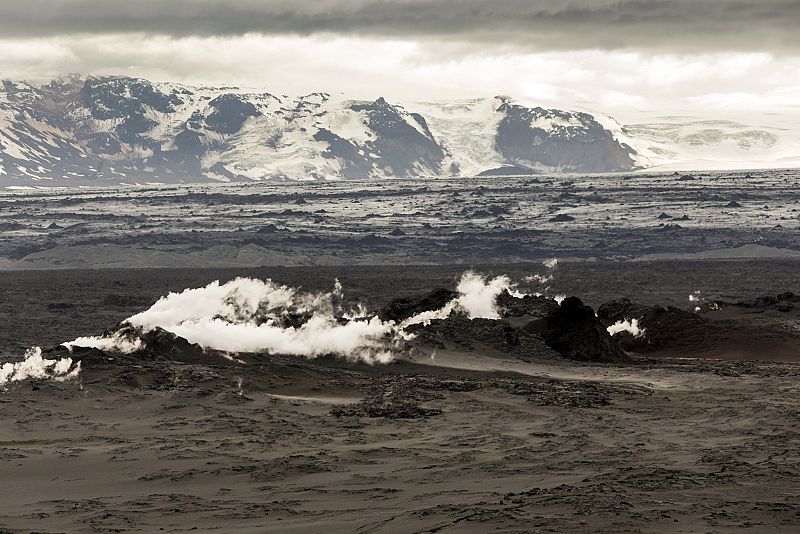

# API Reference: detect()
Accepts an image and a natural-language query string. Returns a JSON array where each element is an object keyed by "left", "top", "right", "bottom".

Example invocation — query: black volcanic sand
[{"left": 2, "top": 261, "right": 800, "bottom": 532}]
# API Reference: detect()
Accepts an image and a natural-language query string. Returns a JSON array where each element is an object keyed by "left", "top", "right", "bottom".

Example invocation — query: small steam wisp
[
  {"left": 688, "top": 291, "right": 719, "bottom": 313},
  {"left": 607, "top": 318, "right": 645, "bottom": 338},
  {"left": 524, "top": 258, "right": 559, "bottom": 287}
]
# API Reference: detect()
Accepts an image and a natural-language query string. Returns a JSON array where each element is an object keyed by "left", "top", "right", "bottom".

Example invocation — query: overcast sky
[{"left": 1, "top": 0, "right": 798, "bottom": 122}]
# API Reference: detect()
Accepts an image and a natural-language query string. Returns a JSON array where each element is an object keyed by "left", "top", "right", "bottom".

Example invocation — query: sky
[{"left": 0, "top": 0, "right": 798, "bottom": 122}]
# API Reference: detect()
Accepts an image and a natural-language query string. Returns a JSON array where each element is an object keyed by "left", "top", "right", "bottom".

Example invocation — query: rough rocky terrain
[{"left": 2, "top": 170, "right": 800, "bottom": 269}]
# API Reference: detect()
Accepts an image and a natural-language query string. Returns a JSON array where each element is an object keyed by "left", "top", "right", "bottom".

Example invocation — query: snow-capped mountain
[
  {"left": 1, "top": 76, "right": 796, "bottom": 185},
  {"left": 0, "top": 76, "right": 642, "bottom": 184}
]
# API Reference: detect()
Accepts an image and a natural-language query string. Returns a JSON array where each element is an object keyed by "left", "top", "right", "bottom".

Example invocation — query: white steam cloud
[
  {"left": 400, "top": 271, "right": 525, "bottom": 327},
  {"left": 86, "top": 278, "right": 397, "bottom": 364},
  {"left": 524, "top": 258, "right": 559, "bottom": 285},
  {"left": 454, "top": 272, "right": 522, "bottom": 320},
  {"left": 167, "top": 314, "right": 396, "bottom": 363},
  {"left": 543, "top": 258, "right": 558, "bottom": 270},
  {"left": 62, "top": 271, "right": 543, "bottom": 364},
  {"left": 607, "top": 318, "right": 645, "bottom": 338},
  {"left": 62, "top": 331, "right": 143, "bottom": 354},
  {"left": 0, "top": 346, "right": 81, "bottom": 387}
]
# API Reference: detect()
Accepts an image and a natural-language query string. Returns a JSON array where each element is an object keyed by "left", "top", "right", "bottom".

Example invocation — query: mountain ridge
[{"left": 0, "top": 75, "right": 794, "bottom": 185}]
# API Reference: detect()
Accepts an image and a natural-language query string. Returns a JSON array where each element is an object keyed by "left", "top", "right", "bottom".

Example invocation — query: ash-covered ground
[
  {"left": 2, "top": 170, "right": 800, "bottom": 269},
  {"left": 2, "top": 261, "right": 800, "bottom": 532}
]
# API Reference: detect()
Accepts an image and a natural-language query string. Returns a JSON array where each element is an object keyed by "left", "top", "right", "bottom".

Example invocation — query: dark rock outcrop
[
  {"left": 495, "top": 102, "right": 637, "bottom": 172},
  {"left": 204, "top": 94, "right": 260, "bottom": 134},
  {"left": 596, "top": 295, "right": 800, "bottom": 359},
  {"left": 497, "top": 292, "right": 560, "bottom": 319},
  {"left": 597, "top": 298, "right": 704, "bottom": 352},
  {"left": 408, "top": 316, "right": 556, "bottom": 359},
  {"left": 134, "top": 327, "right": 214, "bottom": 363},
  {"left": 400, "top": 289, "right": 626, "bottom": 362},
  {"left": 523, "top": 297, "right": 627, "bottom": 361},
  {"left": 478, "top": 164, "right": 540, "bottom": 176},
  {"left": 349, "top": 97, "right": 446, "bottom": 178}
]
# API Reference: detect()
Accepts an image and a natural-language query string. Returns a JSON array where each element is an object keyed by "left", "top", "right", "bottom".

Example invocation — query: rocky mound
[
  {"left": 50, "top": 326, "right": 226, "bottom": 367},
  {"left": 523, "top": 297, "right": 627, "bottom": 362},
  {"left": 597, "top": 298, "right": 705, "bottom": 352},
  {"left": 401, "top": 290, "right": 627, "bottom": 362},
  {"left": 597, "top": 297, "right": 800, "bottom": 359},
  {"left": 496, "top": 292, "right": 560, "bottom": 319},
  {"left": 407, "top": 316, "right": 559, "bottom": 361}
]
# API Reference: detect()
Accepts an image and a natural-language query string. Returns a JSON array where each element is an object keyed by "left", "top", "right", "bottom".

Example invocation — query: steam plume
[
  {"left": 0, "top": 347, "right": 81, "bottom": 386},
  {"left": 62, "top": 271, "right": 562, "bottom": 364}
]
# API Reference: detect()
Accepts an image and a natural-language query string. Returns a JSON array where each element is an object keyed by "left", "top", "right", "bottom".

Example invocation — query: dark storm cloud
[{"left": 0, "top": 0, "right": 798, "bottom": 53}]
